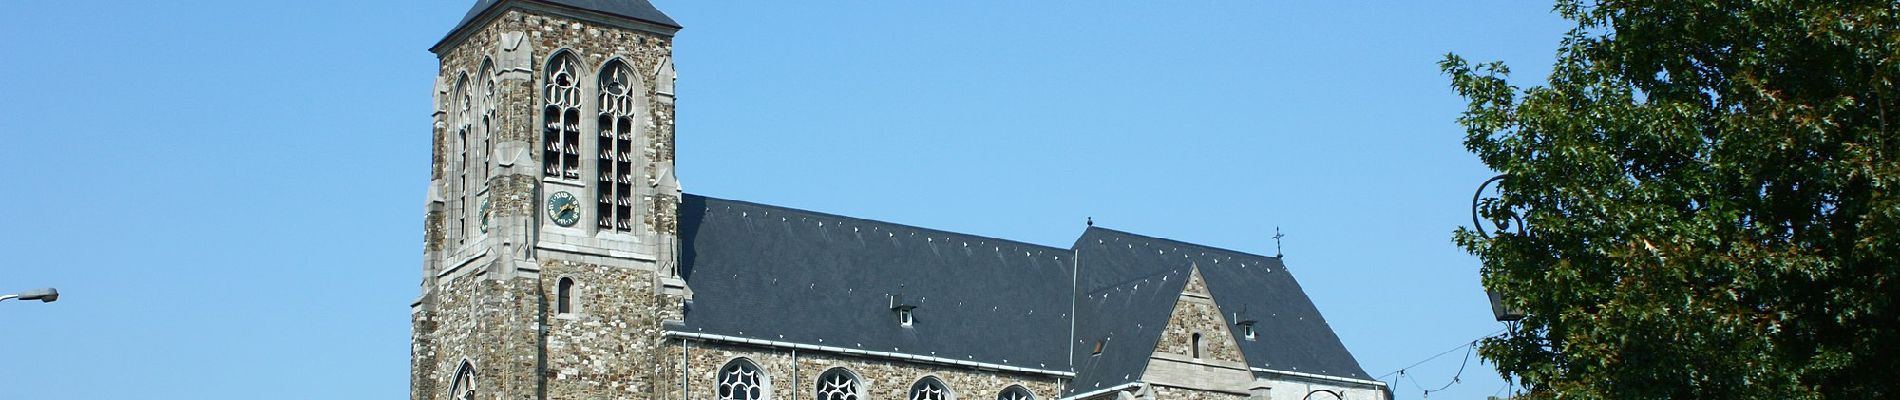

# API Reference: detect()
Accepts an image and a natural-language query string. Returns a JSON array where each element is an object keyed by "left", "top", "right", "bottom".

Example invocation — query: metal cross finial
[{"left": 1273, "top": 227, "right": 1286, "bottom": 258}]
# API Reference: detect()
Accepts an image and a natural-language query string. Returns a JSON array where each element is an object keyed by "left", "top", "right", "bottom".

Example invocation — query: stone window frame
[
  {"left": 450, "top": 72, "right": 473, "bottom": 247},
  {"left": 593, "top": 58, "right": 644, "bottom": 235},
  {"left": 555, "top": 276, "right": 582, "bottom": 317},
  {"left": 1191, "top": 332, "right": 1204, "bottom": 359},
  {"left": 997, "top": 385, "right": 1035, "bottom": 400},
  {"left": 814, "top": 367, "right": 863, "bottom": 400},
  {"left": 450, "top": 360, "right": 476, "bottom": 400},
  {"left": 541, "top": 50, "right": 587, "bottom": 184},
  {"left": 714, "top": 357, "right": 771, "bottom": 400},
  {"left": 474, "top": 58, "right": 497, "bottom": 236},
  {"left": 908, "top": 375, "right": 954, "bottom": 400}
]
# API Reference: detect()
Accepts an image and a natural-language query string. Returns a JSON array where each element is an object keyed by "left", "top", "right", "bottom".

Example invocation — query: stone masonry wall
[
  {"left": 1152, "top": 385, "right": 1250, "bottom": 400},
  {"left": 416, "top": 269, "right": 547, "bottom": 400},
  {"left": 676, "top": 341, "right": 1068, "bottom": 400},
  {"left": 1155, "top": 269, "right": 1244, "bottom": 363},
  {"left": 540, "top": 259, "right": 674, "bottom": 400}
]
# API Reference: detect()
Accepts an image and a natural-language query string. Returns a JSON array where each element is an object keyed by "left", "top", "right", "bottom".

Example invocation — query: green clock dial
[{"left": 547, "top": 191, "right": 581, "bottom": 227}]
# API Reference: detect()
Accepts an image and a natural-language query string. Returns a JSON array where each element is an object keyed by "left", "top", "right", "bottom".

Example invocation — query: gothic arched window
[
  {"left": 478, "top": 59, "right": 496, "bottom": 192},
  {"left": 450, "top": 362, "right": 475, "bottom": 400},
  {"left": 997, "top": 385, "right": 1035, "bottom": 400},
  {"left": 452, "top": 74, "right": 472, "bottom": 243},
  {"left": 908, "top": 376, "right": 952, "bottom": 400},
  {"left": 542, "top": 53, "right": 584, "bottom": 181},
  {"left": 716, "top": 358, "right": 768, "bottom": 400},
  {"left": 815, "top": 368, "right": 860, "bottom": 400},
  {"left": 595, "top": 60, "right": 639, "bottom": 233}
]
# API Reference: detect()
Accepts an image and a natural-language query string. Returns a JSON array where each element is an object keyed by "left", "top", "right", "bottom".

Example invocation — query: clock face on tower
[{"left": 547, "top": 191, "right": 580, "bottom": 227}]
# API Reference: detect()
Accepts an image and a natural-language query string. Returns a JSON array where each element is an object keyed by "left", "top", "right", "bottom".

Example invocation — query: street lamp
[
  {"left": 1472, "top": 175, "right": 1526, "bottom": 322},
  {"left": 1, "top": 288, "right": 59, "bottom": 303}
]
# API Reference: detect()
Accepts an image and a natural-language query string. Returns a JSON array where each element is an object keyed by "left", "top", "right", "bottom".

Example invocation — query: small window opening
[
  {"left": 899, "top": 309, "right": 915, "bottom": 327},
  {"left": 1191, "top": 332, "right": 1203, "bottom": 359},
  {"left": 1243, "top": 325, "right": 1257, "bottom": 341},
  {"left": 557, "top": 278, "right": 576, "bottom": 314}
]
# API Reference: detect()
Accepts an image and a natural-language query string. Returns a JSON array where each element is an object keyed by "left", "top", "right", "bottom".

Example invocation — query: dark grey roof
[
  {"left": 675, "top": 195, "right": 1076, "bottom": 372},
  {"left": 1069, "top": 267, "right": 1190, "bottom": 394},
  {"left": 673, "top": 196, "right": 1370, "bottom": 388},
  {"left": 439, "top": 0, "right": 680, "bottom": 50},
  {"left": 1067, "top": 228, "right": 1372, "bottom": 393}
]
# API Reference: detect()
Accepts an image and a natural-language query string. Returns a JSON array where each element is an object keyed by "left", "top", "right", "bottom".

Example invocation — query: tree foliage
[{"left": 1445, "top": 0, "right": 1899, "bottom": 398}]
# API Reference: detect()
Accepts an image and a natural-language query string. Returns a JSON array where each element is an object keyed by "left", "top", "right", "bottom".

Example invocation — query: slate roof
[
  {"left": 439, "top": 0, "right": 680, "bottom": 50},
  {"left": 1069, "top": 227, "right": 1372, "bottom": 392},
  {"left": 676, "top": 195, "right": 1076, "bottom": 372},
  {"left": 675, "top": 195, "right": 1370, "bottom": 391}
]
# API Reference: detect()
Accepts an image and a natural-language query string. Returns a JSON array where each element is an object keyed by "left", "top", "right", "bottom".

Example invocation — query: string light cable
[{"left": 1374, "top": 329, "right": 1507, "bottom": 398}]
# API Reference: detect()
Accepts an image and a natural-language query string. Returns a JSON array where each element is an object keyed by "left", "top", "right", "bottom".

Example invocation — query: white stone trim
[
  {"left": 663, "top": 331, "right": 1075, "bottom": 378},
  {"left": 1248, "top": 368, "right": 1387, "bottom": 388},
  {"left": 1057, "top": 382, "right": 1139, "bottom": 400}
]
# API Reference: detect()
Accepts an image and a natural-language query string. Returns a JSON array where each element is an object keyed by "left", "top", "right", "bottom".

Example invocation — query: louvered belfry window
[
  {"left": 595, "top": 61, "right": 638, "bottom": 232},
  {"left": 542, "top": 56, "right": 583, "bottom": 180}
]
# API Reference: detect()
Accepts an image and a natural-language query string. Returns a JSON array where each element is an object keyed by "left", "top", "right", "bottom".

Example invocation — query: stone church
[{"left": 411, "top": 1, "right": 1391, "bottom": 400}]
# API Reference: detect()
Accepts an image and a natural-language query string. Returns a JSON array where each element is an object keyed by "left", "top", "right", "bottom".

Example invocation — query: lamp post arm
[{"left": 0, "top": 295, "right": 18, "bottom": 302}]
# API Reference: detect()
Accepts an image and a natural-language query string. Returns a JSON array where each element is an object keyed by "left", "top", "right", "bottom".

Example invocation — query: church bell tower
[{"left": 412, "top": 1, "right": 685, "bottom": 399}]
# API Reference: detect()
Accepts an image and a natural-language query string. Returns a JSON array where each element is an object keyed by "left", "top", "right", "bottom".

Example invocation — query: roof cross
[{"left": 1273, "top": 226, "right": 1285, "bottom": 258}]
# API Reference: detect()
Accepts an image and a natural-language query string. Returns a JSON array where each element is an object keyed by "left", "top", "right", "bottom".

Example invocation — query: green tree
[{"left": 1445, "top": 1, "right": 1899, "bottom": 398}]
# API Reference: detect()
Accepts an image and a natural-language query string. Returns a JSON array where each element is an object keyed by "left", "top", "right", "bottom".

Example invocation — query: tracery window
[
  {"left": 478, "top": 60, "right": 496, "bottom": 192},
  {"left": 908, "top": 377, "right": 952, "bottom": 400},
  {"left": 716, "top": 358, "right": 768, "bottom": 400},
  {"left": 450, "top": 362, "right": 475, "bottom": 400},
  {"left": 815, "top": 368, "right": 860, "bottom": 400},
  {"left": 542, "top": 54, "right": 583, "bottom": 181},
  {"left": 595, "top": 60, "right": 639, "bottom": 232},
  {"left": 997, "top": 385, "right": 1035, "bottom": 400},
  {"left": 452, "top": 75, "right": 472, "bottom": 243}
]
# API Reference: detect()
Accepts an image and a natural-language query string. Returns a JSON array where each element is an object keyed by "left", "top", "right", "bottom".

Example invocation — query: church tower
[{"left": 412, "top": 1, "right": 685, "bottom": 399}]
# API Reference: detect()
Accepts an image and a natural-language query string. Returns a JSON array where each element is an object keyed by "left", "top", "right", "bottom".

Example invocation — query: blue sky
[{"left": 0, "top": 1, "right": 1570, "bottom": 398}]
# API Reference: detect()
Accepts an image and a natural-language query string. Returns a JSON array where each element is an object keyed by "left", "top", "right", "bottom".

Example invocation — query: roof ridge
[
  {"left": 1084, "top": 226, "right": 1279, "bottom": 262},
  {"left": 686, "top": 193, "right": 1072, "bottom": 255}
]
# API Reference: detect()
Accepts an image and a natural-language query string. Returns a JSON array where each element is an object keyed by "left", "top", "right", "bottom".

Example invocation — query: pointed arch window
[
  {"left": 452, "top": 75, "right": 473, "bottom": 244},
  {"left": 450, "top": 362, "right": 475, "bottom": 400},
  {"left": 478, "top": 60, "right": 496, "bottom": 193},
  {"left": 596, "top": 60, "right": 639, "bottom": 233},
  {"left": 815, "top": 368, "right": 860, "bottom": 400},
  {"left": 997, "top": 385, "right": 1035, "bottom": 400},
  {"left": 542, "top": 55, "right": 583, "bottom": 181},
  {"left": 909, "top": 377, "right": 952, "bottom": 400},
  {"left": 717, "top": 358, "right": 769, "bottom": 400}
]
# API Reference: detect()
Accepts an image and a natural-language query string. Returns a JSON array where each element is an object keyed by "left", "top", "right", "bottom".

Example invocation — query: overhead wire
[{"left": 1374, "top": 328, "right": 1507, "bottom": 398}]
